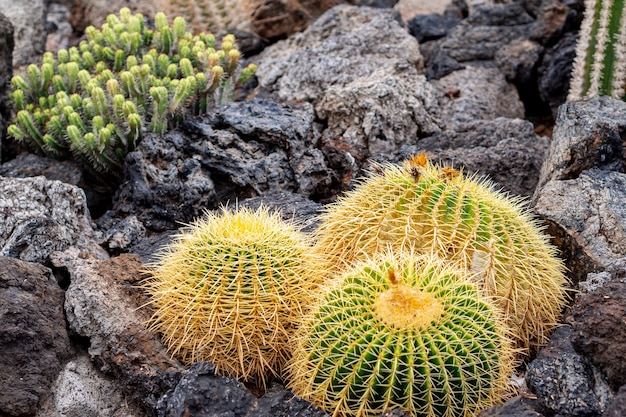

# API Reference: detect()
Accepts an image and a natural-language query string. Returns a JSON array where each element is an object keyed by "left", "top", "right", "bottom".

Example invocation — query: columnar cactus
[
  {"left": 143, "top": 206, "right": 324, "bottom": 387},
  {"left": 569, "top": 0, "right": 626, "bottom": 100},
  {"left": 288, "top": 252, "right": 516, "bottom": 417},
  {"left": 7, "top": 7, "right": 256, "bottom": 182},
  {"left": 313, "top": 154, "right": 568, "bottom": 352}
]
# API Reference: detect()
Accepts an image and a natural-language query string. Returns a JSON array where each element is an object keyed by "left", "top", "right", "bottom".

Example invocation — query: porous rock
[
  {"left": 432, "top": 63, "right": 525, "bottom": 130},
  {"left": 0, "top": 0, "right": 46, "bottom": 68},
  {"left": 495, "top": 38, "right": 542, "bottom": 85},
  {"left": 439, "top": 3, "right": 534, "bottom": 62},
  {"left": 536, "top": 30, "right": 577, "bottom": 118},
  {"left": 567, "top": 268, "right": 626, "bottom": 389},
  {"left": 477, "top": 397, "right": 544, "bottom": 417},
  {"left": 371, "top": 117, "right": 549, "bottom": 198},
  {"left": 534, "top": 97, "right": 626, "bottom": 194},
  {"left": 0, "top": 11, "right": 13, "bottom": 162},
  {"left": 533, "top": 169, "right": 626, "bottom": 285},
  {"left": 106, "top": 98, "right": 332, "bottom": 232},
  {"left": 526, "top": 326, "right": 613, "bottom": 417},
  {"left": 0, "top": 175, "right": 107, "bottom": 263},
  {"left": 603, "top": 385, "right": 626, "bottom": 417},
  {"left": 39, "top": 353, "right": 146, "bottom": 417},
  {"left": 256, "top": 5, "right": 444, "bottom": 161},
  {"left": 64, "top": 253, "right": 184, "bottom": 410},
  {"left": 0, "top": 256, "right": 72, "bottom": 416}
]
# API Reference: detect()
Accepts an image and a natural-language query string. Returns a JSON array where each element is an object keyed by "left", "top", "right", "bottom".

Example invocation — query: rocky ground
[{"left": 1, "top": 0, "right": 626, "bottom": 416}]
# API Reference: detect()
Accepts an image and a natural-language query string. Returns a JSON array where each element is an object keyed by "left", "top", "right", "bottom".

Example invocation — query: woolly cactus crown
[
  {"left": 288, "top": 251, "right": 516, "bottom": 417},
  {"left": 313, "top": 154, "right": 568, "bottom": 353},
  {"left": 144, "top": 206, "right": 324, "bottom": 387},
  {"left": 7, "top": 7, "right": 256, "bottom": 183}
]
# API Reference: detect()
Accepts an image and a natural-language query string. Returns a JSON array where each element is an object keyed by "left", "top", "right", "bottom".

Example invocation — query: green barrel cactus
[
  {"left": 569, "top": 0, "right": 626, "bottom": 100},
  {"left": 7, "top": 7, "right": 256, "bottom": 183},
  {"left": 143, "top": 206, "right": 324, "bottom": 387},
  {"left": 287, "top": 252, "right": 516, "bottom": 417},
  {"left": 313, "top": 154, "right": 568, "bottom": 352}
]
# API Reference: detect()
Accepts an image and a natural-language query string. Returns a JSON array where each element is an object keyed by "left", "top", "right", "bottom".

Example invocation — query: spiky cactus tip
[
  {"left": 7, "top": 7, "right": 257, "bottom": 183},
  {"left": 569, "top": 0, "right": 626, "bottom": 101},
  {"left": 143, "top": 206, "right": 324, "bottom": 387},
  {"left": 313, "top": 154, "right": 568, "bottom": 353},
  {"left": 288, "top": 252, "right": 516, "bottom": 417}
]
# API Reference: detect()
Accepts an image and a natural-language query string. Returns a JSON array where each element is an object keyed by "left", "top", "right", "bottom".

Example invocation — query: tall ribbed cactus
[
  {"left": 288, "top": 252, "right": 516, "bottom": 417},
  {"left": 568, "top": 0, "right": 626, "bottom": 100},
  {"left": 7, "top": 7, "right": 256, "bottom": 183},
  {"left": 313, "top": 154, "right": 568, "bottom": 353}
]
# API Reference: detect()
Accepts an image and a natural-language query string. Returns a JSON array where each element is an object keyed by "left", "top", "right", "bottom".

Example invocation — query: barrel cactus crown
[
  {"left": 313, "top": 154, "right": 568, "bottom": 352},
  {"left": 144, "top": 206, "right": 323, "bottom": 387},
  {"left": 287, "top": 252, "right": 516, "bottom": 417},
  {"left": 7, "top": 7, "right": 256, "bottom": 183}
]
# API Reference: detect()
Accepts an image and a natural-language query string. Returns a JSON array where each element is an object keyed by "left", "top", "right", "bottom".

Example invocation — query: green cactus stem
[
  {"left": 569, "top": 0, "right": 626, "bottom": 100},
  {"left": 7, "top": 7, "right": 257, "bottom": 184},
  {"left": 287, "top": 251, "right": 516, "bottom": 417}
]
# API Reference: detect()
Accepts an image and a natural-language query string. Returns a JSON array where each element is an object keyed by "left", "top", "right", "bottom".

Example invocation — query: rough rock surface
[
  {"left": 432, "top": 63, "right": 525, "bottom": 130},
  {"left": 0, "top": 175, "right": 107, "bottom": 264},
  {"left": 105, "top": 98, "right": 331, "bottom": 232},
  {"left": 0, "top": 0, "right": 46, "bottom": 68},
  {"left": 0, "top": 12, "right": 13, "bottom": 162},
  {"left": 567, "top": 268, "right": 626, "bottom": 389},
  {"left": 256, "top": 5, "right": 444, "bottom": 162},
  {"left": 603, "top": 385, "right": 626, "bottom": 417},
  {"left": 477, "top": 397, "right": 544, "bottom": 417},
  {"left": 39, "top": 353, "right": 146, "bottom": 417},
  {"left": 0, "top": 256, "right": 72, "bottom": 416},
  {"left": 371, "top": 117, "right": 549, "bottom": 198},
  {"left": 64, "top": 253, "right": 184, "bottom": 411},
  {"left": 534, "top": 97, "right": 626, "bottom": 193},
  {"left": 525, "top": 326, "right": 613, "bottom": 417}
]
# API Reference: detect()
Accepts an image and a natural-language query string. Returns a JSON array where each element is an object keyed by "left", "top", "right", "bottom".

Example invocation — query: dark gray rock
[
  {"left": 603, "top": 385, "right": 626, "bottom": 417},
  {"left": 535, "top": 97, "right": 626, "bottom": 194},
  {"left": 440, "top": 3, "right": 534, "bottom": 62},
  {"left": 107, "top": 99, "right": 333, "bottom": 232},
  {"left": 0, "top": 12, "right": 13, "bottom": 163},
  {"left": 0, "top": 0, "right": 45, "bottom": 68},
  {"left": 0, "top": 256, "right": 72, "bottom": 416},
  {"left": 371, "top": 117, "right": 549, "bottom": 198},
  {"left": 407, "top": 13, "right": 461, "bottom": 43},
  {"left": 533, "top": 169, "right": 626, "bottom": 285},
  {"left": 477, "top": 396, "right": 545, "bottom": 417},
  {"left": 526, "top": 326, "right": 613, "bottom": 417},
  {"left": 567, "top": 268, "right": 626, "bottom": 389},
  {"left": 252, "top": 382, "right": 329, "bottom": 417},
  {"left": 495, "top": 39, "right": 543, "bottom": 85},
  {"left": 529, "top": 0, "right": 578, "bottom": 45},
  {"left": 353, "top": 0, "right": 398, "bottom": 7},
  {"left": 0, "top": 175, "right": 107, "bottom": 264},
  {"left": 421, "top": 45, "right": 465, "bottom": 80},
  {"left": 536, "top": 30, "right": 578, "bottom": 118}
]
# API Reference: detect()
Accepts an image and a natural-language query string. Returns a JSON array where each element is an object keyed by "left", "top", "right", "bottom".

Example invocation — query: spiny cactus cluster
[
  {"left": 144, "top": 206, "right": 324, "bottom": 387},
  {"left": 313, "top": 154, "right": 568, "bottom": 353},
  {"left": 7, "top": 7, "right": 257, "bottom": 180},
  {"left": 569, "top": 0, "right": 626, "bottom": 101},
  {"left": 165, "top": 0, "right": 250, "bottom": 35},
  {"left": 288, "top": 252, "right": 516, "bottom": 417}
]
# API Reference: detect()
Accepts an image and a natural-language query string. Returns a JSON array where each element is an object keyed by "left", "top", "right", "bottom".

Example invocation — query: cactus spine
[
  {"left": 313, "top": 154, "right": 568, "bottom": 352},
  {"left": 144, "top": 206, "right": 323, "bottom": 387},
  {"left": 7, "top": 7, "right": 256, "bottom": 183},
  {"left": 287, "top": 252, "right": 516, "bottom": 417},
  {"left": 569, "top": 0, "right": 626, "bottom": 100}
]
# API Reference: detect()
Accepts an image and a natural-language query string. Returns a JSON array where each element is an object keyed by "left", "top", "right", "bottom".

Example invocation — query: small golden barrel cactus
[
  {"left": 144, "top": 206, "right": 324, "bottom": 386},
  {"left": 288, "top": 252, "right": 516, "bottom": 417},
  {"left": 313, "top": 154, "right": 568, "bottom": 352}
]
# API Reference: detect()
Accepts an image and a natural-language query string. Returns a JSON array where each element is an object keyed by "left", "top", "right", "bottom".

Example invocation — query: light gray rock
[
  {"left": 534, "top": 97, "right": 626, "bottom": 196},
  {"left": 432, "top": 63, "right": 525, "bottom": 130},
  {"left": 0, "top": 176, "right": 107, "bottom": 263},
  {"left": 37, "top": 354, "right": 145, "bottom": 417},
  {"left": 256, "top": 5, "right": 444, "bottom": 160},
  {"left": 533, "top": 169, "right": 626, "bottom": 285},
  {"left": 0, "top": 0, "right": 46, "bottom": 68}
]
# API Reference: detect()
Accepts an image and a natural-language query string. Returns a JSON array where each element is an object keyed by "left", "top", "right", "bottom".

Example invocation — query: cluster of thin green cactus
[
  {"left": 7, "top": 7, "right": 257, "bottom": 180},
  {"left": 568, "top": 0, "right": 626, "bottom": 101}
]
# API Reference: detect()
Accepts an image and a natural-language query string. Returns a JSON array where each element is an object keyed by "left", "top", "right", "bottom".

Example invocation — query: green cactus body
[
  {"left": 569, "top": 0, "right": 626, "bottom": 100},
  {"left": 313, "top": 155, "right": 568, "bottom": 352},
  {"left": 288, "top": 252, "right": 515, "bottom": 417},
  {"left": 144, "top": 206, "right": 323, "bottom": 387},
  {"left": 7, "top": 7, "right": 257, "bottom": 183}
]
